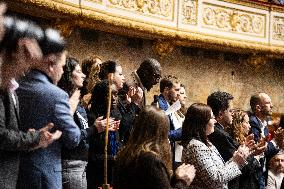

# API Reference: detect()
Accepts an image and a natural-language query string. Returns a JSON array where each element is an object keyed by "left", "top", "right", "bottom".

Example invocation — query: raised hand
[
  {"left": 274, "top": 127, "right": 284, "bottom": 149},
  {"left": 232, "top": 145, "right": 250, "bottom": 167},
  {"left": 244, "top": 134, "right": 255, "bottom": 150},
  {"left": 175, "top": 163, "right": 196, "bottom": 186},
  {"left": 251, "top": 139, "right": 267, "bottom": 156},
  {"left": 95, "top": 117, "right": 119, "bottom": 133}
]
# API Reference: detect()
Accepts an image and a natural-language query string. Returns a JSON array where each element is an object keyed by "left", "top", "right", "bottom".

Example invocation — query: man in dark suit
[
  {"left": 17, "top": 28, "right": 81, "bottom": 189},
  {"left": 0, "top": 11, "right": 61, "bottom": 189},
  {"left": 207, "top": 91, "right": 241, "bottom": 189},
  {"left": 249, "top": 93, "right": 280, "bottom": 189}
]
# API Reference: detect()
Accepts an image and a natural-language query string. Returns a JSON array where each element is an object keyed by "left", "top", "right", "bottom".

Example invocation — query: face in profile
[
  {"left": 50, "top": 51, "right": 67, "bottom": 85},
  {"left": 113, "top": 65, "right": 125, "bottom": 90},
  {"left": 72, "top": 64, "right": 86, "bottom": 88},
  {"left": 179, "top": 86, "right": 187, "bottom": 106},
  {"left": 260, "top": 93, "right": 273, "bottom": 116},
  {"left": 168, "top": 82, "right": 180, "bottom": 103},
  {"left": 143, "top": 66, "right": 161, "bottom": 91},
  {"left": 220, "top": 100, "right": 234, "bottom": 126},
  {"left": 242, "top": 114, "right": 251, "bottom": 135},
  {"left": 206, "top": 111, "right": 216, "bottom": 136}
]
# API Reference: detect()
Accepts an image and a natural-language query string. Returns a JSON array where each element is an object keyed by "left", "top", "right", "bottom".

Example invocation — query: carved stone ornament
[
  {"left": 107, "top": 0, "right": 173, "bottom": 18},
  {"left": 273, "top": 16, "right": 284, "bottom": 41},
  {"left": 202, "top": 3, "right": 265, "bottom": 36},
  {"left": 153, "top": 39, "right": 175, "bottom": 57},
  {"left": 53, "top": 20, "right": 74, "bottom": 38},
  {"left": 182, "top": 0, "right": 198, "bottom": 25},
  {"left": 246, "top": 53, "right": 268, "bottom": 67}
]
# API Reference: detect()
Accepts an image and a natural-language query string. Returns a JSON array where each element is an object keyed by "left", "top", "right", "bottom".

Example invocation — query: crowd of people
[{"left": 1, "top": 2, "right": 284, "bottom": 189}]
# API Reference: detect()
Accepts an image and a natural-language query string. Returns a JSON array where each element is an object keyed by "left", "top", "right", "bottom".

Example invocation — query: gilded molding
[
  {"left": 52, "top": 19, "right": 75, "bottom": 38},
  {"left": 246, "top": 53, "right": 268, "bottom": 67},
  {"left": 202, "top": 3, "right": 265, "bottom": 37},
  {"left": 181, "top": 0, "right": 198, "bottom": 25},
  {"left": 153, "top": 39, "right": 175, "bottom": 57},
  {"left": 7, "top": 0, "right": 284, "bottom": 57},
  {"left": 272, "top": 16, "right": 284, "bottom": 41},
  {"left": 106, "top": 0, "right": 174, "bottom": 19}
]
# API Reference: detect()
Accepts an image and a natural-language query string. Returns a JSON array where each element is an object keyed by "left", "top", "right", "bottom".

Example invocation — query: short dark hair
[
  {"left": 250, "top": 94, "right": 262, "bottom": 113},
  {"left": 159, "top": 75, "right": 179, "bottom": 93},
  {"left": 57, "top": 57, "right": 80, "bottom": 96},
  {"left": 181, "top": 103, "right": 212, "bottom": 146},
  {"left": 98, "top": 60, "right": 120, "bottom": 80},
  {"left": 207, "top": 91, "right": 234, "bottom": 117},
  {"left": 0, "top": 16, "right": 66, "bottom": 56}
]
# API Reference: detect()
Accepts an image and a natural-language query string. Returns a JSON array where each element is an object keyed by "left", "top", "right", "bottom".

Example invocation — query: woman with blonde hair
[
  {"left": 226, "top": 109, "right": 262, "bottom": 189},
  {"left": 227, "top": 109, "right": 250, "bottom": 145},
  {"left": 114, "top": 106, "right": 196, "bottom": 189}
]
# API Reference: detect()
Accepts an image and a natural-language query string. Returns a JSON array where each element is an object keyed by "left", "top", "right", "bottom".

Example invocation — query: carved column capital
[
  {"left": 52, "top": 19, "right": 74, "bottom": 38},
  {"left": 246, "top": 53, "right": 268, "bottom": 67},
  {"left": 153, "top": 39, "right": 175, "bottom": 57}
]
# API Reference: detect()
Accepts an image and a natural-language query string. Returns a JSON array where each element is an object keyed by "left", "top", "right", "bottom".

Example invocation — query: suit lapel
[{"left": 8, "top": 92, "right": 20, "bottom": 124}]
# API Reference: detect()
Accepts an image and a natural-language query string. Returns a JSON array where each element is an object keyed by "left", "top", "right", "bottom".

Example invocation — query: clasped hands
[
  {"left": 95, "top": 116, "right": 120, "bottom": 133},
  {"left": 29, "top": 123, "right": 62, "bottom": 150}
]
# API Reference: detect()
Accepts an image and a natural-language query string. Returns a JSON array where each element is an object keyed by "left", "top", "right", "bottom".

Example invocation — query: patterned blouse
[{"left": 182, "top": 139, "right": 241, "bottom": 189}]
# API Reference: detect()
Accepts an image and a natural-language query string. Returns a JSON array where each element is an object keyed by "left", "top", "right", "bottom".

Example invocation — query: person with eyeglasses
[{"left": 129, "top": 58, "right": 161, "bottom": 109}]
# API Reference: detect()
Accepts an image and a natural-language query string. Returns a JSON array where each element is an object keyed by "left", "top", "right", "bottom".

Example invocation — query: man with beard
[
  {"left": 156, "top": 75, "right": 181, "bottom": 168},
  {"left": 267, "top": 152, "right": 284, "bottom": 189},
  {"left": 249, "top": 93, "right": 280, "bottom": 189}
]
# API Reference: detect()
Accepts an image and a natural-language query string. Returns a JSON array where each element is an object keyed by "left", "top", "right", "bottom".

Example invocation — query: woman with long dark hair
[
  {"left": 114, "top": 106, "right": 196, "bottom": 189},
  {"left": 181, "top": 103, "right": 249, "bottom": 189},
  {"left": 57, "top": 57, "right": 89, "bottom": 189}
]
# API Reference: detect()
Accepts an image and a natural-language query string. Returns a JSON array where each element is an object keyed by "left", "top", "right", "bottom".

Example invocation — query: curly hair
[
  {"left": 207, "top": 91, "right": 234, "bottom": 117},
  {"left": 81, "top": 55, "right": 102, "bottom": 96},
  {"left": 226, "top": 109, "right": 248, "bottom": 144},
  {"left": 57, "top": 57, "right": 80, "bottom": 96}
]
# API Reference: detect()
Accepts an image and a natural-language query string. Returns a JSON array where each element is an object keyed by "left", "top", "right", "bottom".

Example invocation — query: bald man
[{"left": 249, "top": 93, "right": 280, "bottom": 189}]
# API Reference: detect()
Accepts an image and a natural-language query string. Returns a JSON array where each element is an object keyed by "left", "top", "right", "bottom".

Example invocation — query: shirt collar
[{"left": 9, "top": 78, "right": 19, "bottom": 92}]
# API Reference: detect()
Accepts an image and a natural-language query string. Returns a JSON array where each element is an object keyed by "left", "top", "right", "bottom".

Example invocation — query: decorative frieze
[
  {"left": 107, "top": 0, "right": 174, "bottom": 19},
  {"left": 202, "top": 3, "right": 265, "bottom": 37},
  {"left": 181, "top": 0, "right": 198, "bottom": 25},
  {"left": 273, "top": 16, "right": 284, "bottom": 41}
]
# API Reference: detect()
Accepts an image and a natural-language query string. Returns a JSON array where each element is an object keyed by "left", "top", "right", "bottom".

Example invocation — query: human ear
[{"left": 17, "top": 38, "right": 42, "bottom": 61}]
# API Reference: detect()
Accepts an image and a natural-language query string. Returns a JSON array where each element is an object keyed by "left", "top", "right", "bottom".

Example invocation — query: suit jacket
[
  {"left": 208, "top": 122, "right": 238, "bottom": 162},
  {"left": 157, "top": 94, "right": 182, "bottom": 141},
  {"left": 249, "top": 115, "right": 279, "bottom": 160},
  {"left": 0, "top": 89, "right": 40, "bottom": 189},
  {"left": 182, "top": 139, "right": 241, "bottom": 189},
  {"left": 16, "top": 69, "right": 81, "bottom": 189}
]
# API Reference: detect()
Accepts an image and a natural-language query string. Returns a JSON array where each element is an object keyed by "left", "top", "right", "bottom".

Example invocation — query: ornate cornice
[{"left": 6, "top": 0, "right": 284, "bottom": 57}]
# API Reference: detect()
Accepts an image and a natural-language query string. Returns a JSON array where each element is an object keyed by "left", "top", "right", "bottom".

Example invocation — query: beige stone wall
[{"left": 67, "top": 29, "right": 284, "bottom": 113}]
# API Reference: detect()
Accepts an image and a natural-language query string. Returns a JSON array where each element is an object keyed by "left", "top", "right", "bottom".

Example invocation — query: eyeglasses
[{"left": 153, "top": 73, "right": 161, "bottom": 80}]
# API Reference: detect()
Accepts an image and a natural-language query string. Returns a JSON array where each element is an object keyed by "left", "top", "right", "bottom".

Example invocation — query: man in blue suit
[
  {"left": 156, "top": 75, "right": 181, "bottom": 168},
  {"left": 249, "top": 93, "right": 279, "bottom": 189},
  {"left": 17, "top": 29, "right": 81, "bottom": 189}
]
